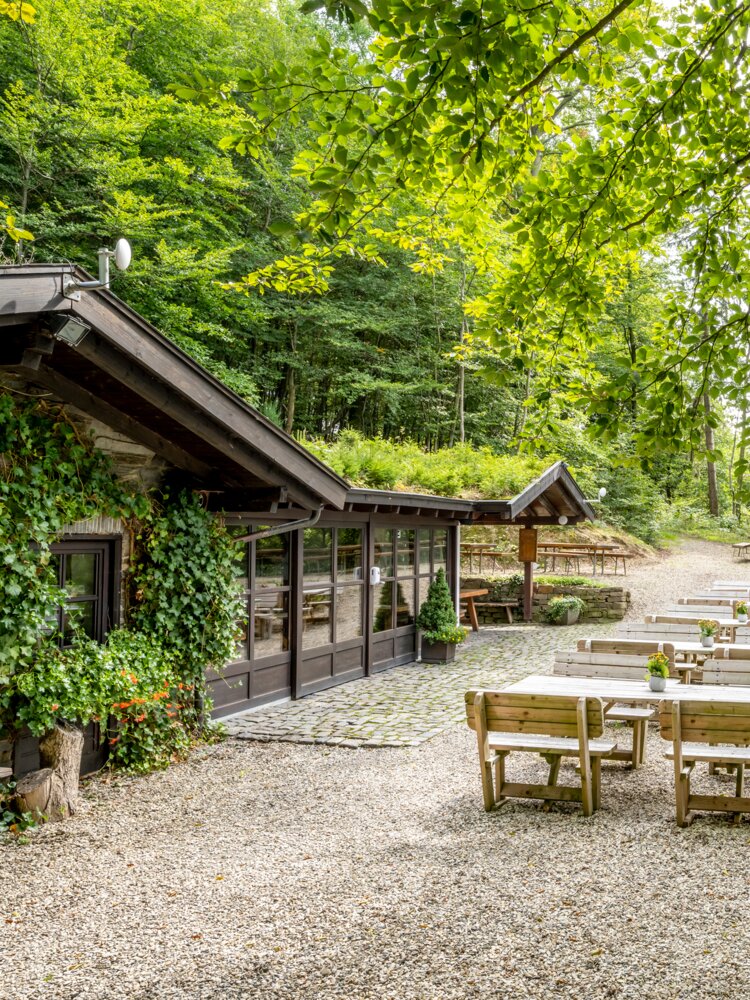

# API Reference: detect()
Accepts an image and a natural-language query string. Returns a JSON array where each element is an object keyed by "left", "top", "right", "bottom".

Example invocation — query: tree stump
[{"left": 15, "top": 723, "right": 84, "bottom": 822}]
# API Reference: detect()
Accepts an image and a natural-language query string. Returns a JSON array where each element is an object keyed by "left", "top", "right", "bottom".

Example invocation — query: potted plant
[
  {"left": 416, "top": 568, "right": 468, "bottom": 663},
  {"left": 645, "top": 651, "right": 670, "bottom": 692},
  {"left": 698, "top": 619, "right": 719, "bottom": 648},
  {"left": 544, "top": 595, "right": 586, "bottom": 626},
  {"left": 737, "top": 601, "right": 748, "bottom": 624}
]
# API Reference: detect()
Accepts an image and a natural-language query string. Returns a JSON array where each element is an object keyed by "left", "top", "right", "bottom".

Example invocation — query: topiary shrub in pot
[
  {"left": 544, "top": 595, "right": 586, "bottom": 626},
  {"left": 416, "top": 568, "right": 468, "bottom": 663}
]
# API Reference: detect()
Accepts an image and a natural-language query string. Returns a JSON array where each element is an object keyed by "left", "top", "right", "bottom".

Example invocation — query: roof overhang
[
  {"left": 0, "top": 264, "right": 349, "bottom": 510},
  {"left": 342, "top": 462, "right": 595, "bottom": 524}
]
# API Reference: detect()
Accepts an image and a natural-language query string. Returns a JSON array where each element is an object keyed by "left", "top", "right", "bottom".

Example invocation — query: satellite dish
[
  {"left": 114, "top": 238, "right": 132, "bottom": 270},
  {"left": 598, "top": 487, "right": 607, "bottom": 499}
]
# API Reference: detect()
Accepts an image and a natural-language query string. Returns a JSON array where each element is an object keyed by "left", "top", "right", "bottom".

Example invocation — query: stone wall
[{"left": 460, "top": 577, "right": 631, "bottom": 624}]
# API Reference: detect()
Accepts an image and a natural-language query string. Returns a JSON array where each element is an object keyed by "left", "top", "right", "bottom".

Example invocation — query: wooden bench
[
  {"left": 0, "top": 766, "right": 12, "bottom": 781},
  {"left": 616, "top": 621, "right": 702, "bottom": 644},
  {"left": 702, "top": 651, "right": 750, "bottom": 685},
  {"left": 659, "top": 699, "right": 750, "bottom": 826},
  {"left": 465, "top": 690, "right": 616, "bottom": 815},
  {"left": 668, "top": 603, "right": 736, "bottom": 618},
  {"left": 474, "top": 600, "right": 518, "bottom": 624},
  {"left": 555, "top": 645, "right": 662, "bottom": 768}
]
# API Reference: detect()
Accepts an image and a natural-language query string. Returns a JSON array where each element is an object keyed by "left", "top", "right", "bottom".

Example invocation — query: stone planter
[
  {"left": 701, "top": 635, "right": 715, "bottom": 648},
  {"left": 554, "top": 609, "right": 581, "bottom": 626},
  {"left": 420, "top": 639, "right": 456, "bottom": 663},
  {"left": 738, "top": 614, "right": 748, "bottom": 624},
  {"left": 649, "top": 674, "right": 667, "bottom": 693}
]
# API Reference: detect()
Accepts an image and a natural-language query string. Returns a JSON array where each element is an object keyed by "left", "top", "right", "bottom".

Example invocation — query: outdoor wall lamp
[
  {"left": 63, "top": 238, "right": 132, "bottom": 300},
  {"left": 50, "top": 315, "right": 91, "bottom": 347}
]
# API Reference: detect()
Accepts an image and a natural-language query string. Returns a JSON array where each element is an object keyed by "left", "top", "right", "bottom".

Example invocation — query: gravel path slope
[{"left": 2, "top": 538, "right": 750, "bottom": 1000}]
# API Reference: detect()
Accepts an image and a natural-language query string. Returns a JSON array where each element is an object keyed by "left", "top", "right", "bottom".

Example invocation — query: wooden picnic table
[
  {"left": 503, "top": 673, "right": 750, "bottom": 705},
  {"left": 460, "top": 588, "right": 488, "bottom": 632},
  {"left": 647, "top": 614, "right": 745, "bottom": 643},
  {"left": 537, "top": 541, "right": 624, "bottom": 576}
]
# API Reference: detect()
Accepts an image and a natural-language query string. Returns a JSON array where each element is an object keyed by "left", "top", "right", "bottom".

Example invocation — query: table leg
[{"left": 467, "top": 596, "right": 479, "bottom": 632}]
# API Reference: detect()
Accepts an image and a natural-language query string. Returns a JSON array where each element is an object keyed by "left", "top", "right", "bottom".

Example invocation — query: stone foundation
[{"left": 460, "top": 577, "right": 631, "bottom": 624}]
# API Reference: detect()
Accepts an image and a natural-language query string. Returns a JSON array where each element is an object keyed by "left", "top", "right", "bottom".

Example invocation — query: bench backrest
[
  {"left": 575, "top": 638, "right": 676, "bottom": 663},
  {"left": 667, "top": 604, "right": 736, "bottom": 618},
  {"left": 616, "top": 621, "right": 701, "bottom": 641},
  {"left": 647, "top": 614, "right": 730, "bottom": 626},
  {"left": 702, "top": 655, "right": 750, "bottom": 686},
  {"left": 678, "top": 597, "right": 737, "bottom": 608},
  {"left": 693, "top": 590, "right": 750, "bottom": 599},
  {"left": 555, "top": 650, "right": 661, "bottom": 681},
  {"left": 713, "top": 581, "right": 750, "bottom": 588},
  {"left": 659, "top": 700, "right": 750, "bottom": 746},
  {"left": 465, "top": 691, "right": 604, "bottom": 739}
]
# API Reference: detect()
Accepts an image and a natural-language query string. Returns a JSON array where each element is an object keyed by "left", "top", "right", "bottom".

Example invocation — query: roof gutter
[{"left": 233, "top": 506, "right": 323, "bottom": 544}]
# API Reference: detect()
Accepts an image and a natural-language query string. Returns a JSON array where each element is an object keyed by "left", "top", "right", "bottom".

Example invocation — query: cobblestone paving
[{"left": 225, "top": 621, "right": 615, "bottom": 747}]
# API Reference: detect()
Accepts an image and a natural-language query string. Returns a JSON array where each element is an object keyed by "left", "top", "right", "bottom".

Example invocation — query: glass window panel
[
  {"left": 256, "top": 533, "right": 289, "bottom": 589},
  {"left": 396, "top": 529, "right": 416, "bottom": 576},
  {"left": 395, "top": 578, "right": 416, "bottom": 627},
  {"left": 303, "top": 527, "right": 332, "bottom": 583},
  {"left": 302, "top": 587, "right": 333, "bottom": 649},
  {"left": 232, "top": 598, "right": 250, "bottom": 661},
  {"left": 337, "top": 528, "right": 363, "bottom": 582},
  {"left": 253, "top": 592, "right": 288, "bottom": 658},
  {"left": 433, "top": 529, "right": 448, "bottom": 573},
  {"left": 374, "top": 528, "right": 394, "bottom": 578},
  {"left": 336, "top": 585, "right": 363, "bottom": 641},
  {"left": 372, "top": 582, "right": 394, "bottom": 633},
  {"left": 64, "top": 553, "right": 97, "bottom": 597},
  {"left": 418, "top": 577, "right": 431, "bottom": 613},
  {"left": 231, "top": 536, "right": 250, "bottom": 591},
  {"left": 63, "top": 601, "right": 95, "bottom": 643},
  {"left": 417, "top": 529, "right": 432, "bottom": 572}
]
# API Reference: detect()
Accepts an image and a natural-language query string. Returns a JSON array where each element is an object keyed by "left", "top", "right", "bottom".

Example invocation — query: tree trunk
[
  {"left": 15, "top": 722, "right": 84, "bottom": 822},
  {"left": 704, "top": 391, "right": 719, "bottom": 517}
]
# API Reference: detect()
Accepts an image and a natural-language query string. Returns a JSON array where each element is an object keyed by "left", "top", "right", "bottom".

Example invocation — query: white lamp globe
[{"left": 114, "top": 238, "right": 132, "bottom": 271}]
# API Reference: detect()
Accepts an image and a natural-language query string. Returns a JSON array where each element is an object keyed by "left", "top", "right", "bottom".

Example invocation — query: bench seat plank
[
  {"left": 665, "top": 745, "right": 750, "bottom": 764},
  {"left": 488, "top": 733, "right": 616, "bottom": 756}
]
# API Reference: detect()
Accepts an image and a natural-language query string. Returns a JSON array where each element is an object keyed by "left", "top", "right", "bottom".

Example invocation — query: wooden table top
[
  {"left": 503, "top": 674, "right": 750, "bottom": 704},
  {"left": 537, "top": 542, "right": 620, "bottom": 551},
  {"left": 459, "top": 588, "right": 489, "bottom": 598},
  {"left": 674, "top": 641, "right": 750, "bottom": 655}
]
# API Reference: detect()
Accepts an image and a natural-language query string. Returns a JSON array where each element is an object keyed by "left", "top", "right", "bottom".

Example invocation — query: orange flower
[
  {"left": 134, "top": 713, "right": 146, "bottom": 723},
  {"left": 109, "top": 736, "right": 120, "bottom": 745},
  {"left": 129, "top": 674, "right": 138, "bottom": 684},
  {"left": 50, "top": 703, "right": 59, "bottom": 712}
]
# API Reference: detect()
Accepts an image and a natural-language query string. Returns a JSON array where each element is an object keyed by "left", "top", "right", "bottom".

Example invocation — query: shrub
[
  {"left": 416, "top": 568, "right": 467, "bottom": 644},
  {"left": 544, "top": 595, "right": 586, "bottom": 623}
]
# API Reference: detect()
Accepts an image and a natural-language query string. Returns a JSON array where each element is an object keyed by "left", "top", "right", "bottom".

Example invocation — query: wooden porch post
[
  {"left": 523, "top": 560, "right": 534, "bottom": 622},
  {"left": 518, "top": 527, "right": 537, "bottom": 623}
]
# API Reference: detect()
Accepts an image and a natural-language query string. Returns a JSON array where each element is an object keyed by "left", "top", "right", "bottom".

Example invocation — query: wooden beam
[
  {"left": 204, "top": 487, "right": 289, "bottom": 513},
  {"left": 11, "top": 363, "right": 216, "bottom": 482},
  {"left": 70, "top": 333, "right": 328, "bottom": 511},
  {"left": 72, "top": 293, "right": 348, "bottom": 508}
]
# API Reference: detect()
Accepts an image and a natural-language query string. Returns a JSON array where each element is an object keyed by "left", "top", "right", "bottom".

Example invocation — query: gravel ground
[{"left": 3, "top": 538, "right": 750, "bottom": 1000}]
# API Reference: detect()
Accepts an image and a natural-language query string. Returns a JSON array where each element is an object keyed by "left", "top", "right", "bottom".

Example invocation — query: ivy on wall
[{"left": 0, "top": 393, "right": 242, "bottom": 772}]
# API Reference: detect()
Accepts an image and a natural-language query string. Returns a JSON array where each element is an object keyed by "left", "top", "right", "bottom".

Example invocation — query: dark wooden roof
[
  {"left": 472, "top": 461, "right": 596, "bottom": 525},
  {"left": 0, "top": 264, "right": 349, "bottom": 510},
  {"left": 345, "top": 462, "right": 595, "bottom": 524},
  {"left": 0, "top": 265, "right": 594, "bottom": 523}
]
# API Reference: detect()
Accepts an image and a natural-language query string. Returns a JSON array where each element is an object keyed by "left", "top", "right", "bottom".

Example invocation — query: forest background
[{"left": 0, "top": 0, "right": 745, "bottom": 546}]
